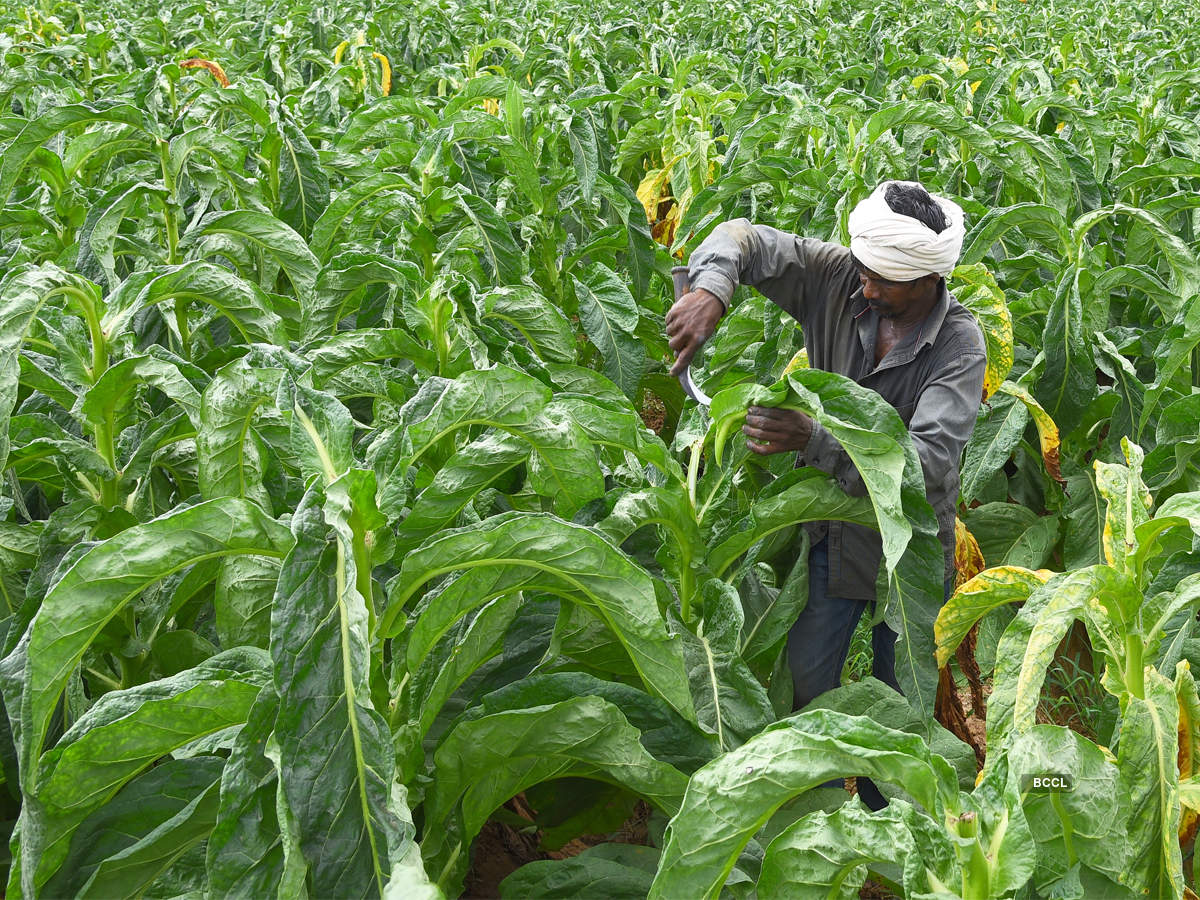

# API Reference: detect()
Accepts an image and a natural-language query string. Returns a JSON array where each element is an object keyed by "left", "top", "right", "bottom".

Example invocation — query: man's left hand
[{"left": 743, "top": 406, "right": 814, "bottom": 456}]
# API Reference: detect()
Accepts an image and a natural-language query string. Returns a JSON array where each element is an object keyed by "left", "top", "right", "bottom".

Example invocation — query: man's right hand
[{"left": 666, "top": 288, "right": 724, "bottom": 376}]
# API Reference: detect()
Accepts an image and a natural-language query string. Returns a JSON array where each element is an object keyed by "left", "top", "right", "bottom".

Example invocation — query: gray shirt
[{"left": 687, "top": 219, "right": 987, "bottom": 601}]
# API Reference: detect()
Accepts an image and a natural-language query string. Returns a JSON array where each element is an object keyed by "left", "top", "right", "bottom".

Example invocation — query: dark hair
[{"left": 884, "top": 182, "right": 949, "bottom": 234}]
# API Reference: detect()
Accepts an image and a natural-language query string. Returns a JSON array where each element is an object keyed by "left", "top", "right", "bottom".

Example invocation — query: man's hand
[
  {"left": 743, "top": 406, "right": 814, "bottom": 456},
  {"left": 666, "top": 288, "right": 724, "bottom": 376}
]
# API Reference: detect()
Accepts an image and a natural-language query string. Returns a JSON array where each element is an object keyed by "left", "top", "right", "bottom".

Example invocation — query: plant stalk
[{"left": 1125, "top": 631, "right": 1145, "bottom": 699}]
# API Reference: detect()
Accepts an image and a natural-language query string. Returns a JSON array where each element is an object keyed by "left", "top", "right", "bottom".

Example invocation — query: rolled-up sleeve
[
  {"left": 686, "top": 219, "right": 846, "bottom": 319},
  {"left": 801, "top": 340, "right": 987, "bottom": 499}
]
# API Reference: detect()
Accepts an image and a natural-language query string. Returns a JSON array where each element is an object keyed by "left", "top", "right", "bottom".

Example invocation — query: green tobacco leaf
[
  {"left": 1145, "top": 395, "right": 1200, "bottom": 490},
  {"left": 75, "top": 180, "right": 168, "bottom": 289},
  {"left": 959, "top": 203, "right": 1070, "bottom": 264},
  {"left": 1118, "top": 668, "right": 1184, "bottom": 899},
  {"left": 1140, "top": 293, "right": 1200, "bottom": 441},
  {"left": 0, "top": 498, "right": 291, "bottom": 801},
  {"left": 757, "top": 799, "right": 947, "bottom": 899},
  {"left": 648, "top": 709, "right": 958, "bottom": 900},
  {"left": 1006, "top": 725, "right": 1128, "bottom": 892},
  {"left": 167, "top": 126, "right": 248, "bottom": 187},
  {"left": 197, "top": 362, "right": 286, "bottom": 505},
  {"left": 548, "top": 395, "right": 684, "bottom": 485},
  {"left": 596, "top": 485, "right": 703, "bottom": 581},
  {"left": 811, "top": 679, "right": 977, "bottom": 790},
  {"left": 0, "top": 266, "right": 93, "bottom": 477},
  {"left": 44, "top": 756, "right": 224, "bottom": 900},
  {"left": 271, "top": 487, "right": 406, "bottom": 899},
  {"left": 309, "top": 172, "right": 416, "bottom": 262},
  {"left": 401, "top": 594, "right": 524, "bottom": 743},
  {"left": 456, "top": 190, "right": 524, "bottom": 284},
  {"left": 477, "top": 286, "right": 576, "bottom": 363},
  {"left": 285, "top": 380, "right": 355, "bottom": 484},
  {"left": 185, "top": 210, "right": 319, "bottom": 301},
  {"left": 1094, "top": 331, "right": 1144, "bottom": 455},
  {"left": 399, "top": 365, "right": 549, "bottom": 464},
  {"left": 397, "top": 366, "right": 604, "bottom": 515},
  {"left": 1003, "top": 515, "right": 1059, "bottom": 570},
  {"left": 499, "top": 844, "right": 657, "bottom": 899},
  {"left": 207, "top": 690, "right": 306, "bottom": 898},
  {"left": 78, "top": 351, "right": 203, "bottom": 431},
  {"left": 739, "top": 536, "right": 808, "bottom": 671},
  {"left": 423, "top": 696, "right": 689, "bottom": 895},
  {"left": 961, "top": 393, "right": 1029, "bottom": 504},
  {"left": 707, "top": 468, "right": 876, "bottom": 577},
  {"left": 337, "top": 96, "right": 437, "bottom": 150},
  {"left": 394, "top": 433, "right": 527, "bottom": 553},
  {"left": 23, "top": 649, "right": 269, "bottom": 894},
  {"left": 574, "top": 262, "right": 647, "bottom": 399},
  {"left": 276, "top": 111, "right": 330, "bottom": 238},
  {"left": 0, "top": 101, "right": 153, "bottom": 203},
  {"left": 679, "top": 580, "right": 775, "bottom": 750},
  {"left": 463, "top": 672, "right": 717, "bottom": 772},
  {"left": 389, "top": 512, "right": 694, "bottom": 723},
  {"left": 568, "top": 112, "right": 600, "bottom": 204},
  {"left": 962, "top": 502, "right": 1053, "bottom": 568},
  {"left": 306, "top": 253, "right": 421, "bottom": 339},
  {"left": 1037, "top": 273, "right": 1096, "bottom": 437},
  {"left": 103, "top": 261, "right": 288, "bottom": 344},
  {"left": 215, "top": 554, "right": 280, "bottom": 649},
  {"left": 1072, "top": 204, "right": 1200, "bottom": 319},
  {"left": 305, "top": 327, "right": 436, "bottom": 386},
  {"left": 73, "top": 762, "right": 222, "bottom": 898}
]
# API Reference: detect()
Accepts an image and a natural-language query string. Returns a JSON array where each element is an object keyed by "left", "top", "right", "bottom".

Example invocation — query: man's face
[{"left": 851, "top": 255, "right": 936, "bottom": 319}]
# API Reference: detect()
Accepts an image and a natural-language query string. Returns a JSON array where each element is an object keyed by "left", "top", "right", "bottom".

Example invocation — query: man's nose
[{"left": 861, "top": 276, "right": 879, "bottom": 300}]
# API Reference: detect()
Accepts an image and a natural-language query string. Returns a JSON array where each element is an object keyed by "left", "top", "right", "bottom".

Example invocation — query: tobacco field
[{"left": 3, "top": 0, "right": 1200, "bottom": 895}]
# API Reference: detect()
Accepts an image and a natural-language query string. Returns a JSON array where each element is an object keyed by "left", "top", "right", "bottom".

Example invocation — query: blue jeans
[{"left": 787, "top": 536, "right": 952, "bottom": 809}]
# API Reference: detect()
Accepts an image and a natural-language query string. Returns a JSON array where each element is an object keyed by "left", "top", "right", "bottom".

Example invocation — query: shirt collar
[{"left": 849, "top": 281, "right": 952, "bottom": 351}]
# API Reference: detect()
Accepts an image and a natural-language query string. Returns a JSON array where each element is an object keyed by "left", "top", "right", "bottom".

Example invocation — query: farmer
[{"left": 666, "top": 181, "right": 985, "bottom": 792}]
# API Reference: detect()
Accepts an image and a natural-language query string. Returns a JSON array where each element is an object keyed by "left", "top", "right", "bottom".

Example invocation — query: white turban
[{"left": 848, "top": 181, "right": 965, "bottom": 281}]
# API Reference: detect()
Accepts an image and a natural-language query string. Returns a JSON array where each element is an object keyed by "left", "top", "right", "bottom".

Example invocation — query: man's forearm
[{"left": 686, "top": 219, "right": 835, "bottom": 319}]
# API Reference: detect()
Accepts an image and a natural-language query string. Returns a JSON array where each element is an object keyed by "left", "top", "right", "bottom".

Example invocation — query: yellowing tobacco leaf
[
  {"left": 998, "top": 381, "right": 1064, "bottom": 487},
  {"left": 950, "top": 263, "right": 1012, "bottom": 401},
  {"left": 637, "top": 159, "right": 684, "bottom": 249},
  {"left": 1093, "top": 438, "right": 1152, "bottom": 574},
  {"left": 935, "top": 565, "right": 1051, "bottom": 666},
  {"left": 954, "top": 517, "right": 985, "bottom": 588},
  {"left": 636, "top": 165, "right": 673, "bottom": 225},
  {"left": 180, "top": 58, "right": 230, "bottom": 88},
  {"left": 1177, "top": 663, "right": 1200, "bottom": 845},
  {"left": 782, "top": 347, "right": 809, "bottom": 374},
  {"left": 373, "top": 52, "right": 391, "bottom": 96}
]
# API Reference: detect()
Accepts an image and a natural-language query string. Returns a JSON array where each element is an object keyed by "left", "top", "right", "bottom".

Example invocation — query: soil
[
  {"left": 860, "top": 879, "right": 901, "bottom": 899},
  {"left": 639, "top": 390, "right": 666, "bottom": 435}
]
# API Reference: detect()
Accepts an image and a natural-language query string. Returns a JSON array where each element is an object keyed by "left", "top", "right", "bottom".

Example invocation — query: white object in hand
[{"left": 679, "top": 367, "right": 712, "bottom": 407}]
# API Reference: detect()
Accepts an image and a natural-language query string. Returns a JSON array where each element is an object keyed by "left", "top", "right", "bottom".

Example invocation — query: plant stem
[
  {"left": 350, "top": 509, "right": 376, "bottom": 634},
  {"left": 951, "top": 812, "right": 990, "bottom": 900},
  {"left": 679, "top": 554, "right": 694, "bottom": 621},
  {"left": 1051, "top": 792, "right": 1077, "bottom": 864},
  {"left": 1125, "top": 631, "right": 1145, "bottom": 699},
  {"left": 686, "top": 439, "right": 702, "bottom": 510}
]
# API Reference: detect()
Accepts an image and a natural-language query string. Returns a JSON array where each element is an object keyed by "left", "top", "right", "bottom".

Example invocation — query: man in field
[{"left": 666, "top": 182, "right": 985, "bottom": 798}]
